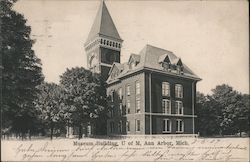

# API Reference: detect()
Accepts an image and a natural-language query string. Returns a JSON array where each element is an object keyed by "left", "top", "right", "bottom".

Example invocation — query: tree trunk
[
  {"left": 78, "top": 125, "right": 82, "bottom": 139},
  {"left": 50, "top": 125, "right": 54, "bottom": 140}
]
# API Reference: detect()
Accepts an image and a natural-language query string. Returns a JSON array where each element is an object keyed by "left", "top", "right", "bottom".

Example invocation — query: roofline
[{"left": 106, "top": 66, "right": 201, "bottom": 85}]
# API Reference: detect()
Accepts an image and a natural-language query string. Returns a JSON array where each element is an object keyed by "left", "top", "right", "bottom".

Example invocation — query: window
[
  {"left": 176, "top": 119, "right": 184, "bottom": 132},
  {"left": 126, "top": 85, "right": 131, "bottom": 96},
  {"left": 118, "top": 88, "right": 122, "bottom": 100},
  {"left": 127, "top": 100, "right": 130, "bottom": 114},
  {"left": 119, "top": 103, "right": 123, "bottom": 116},
  {"left": 163, "top": 119, "right": 171, "bottom": 133},
  {"left": 118, "top": 121, "right": 122, "bottom": 133},
  {"left": 162, "top": 82, "right": 170, "bottom": 96},
  {"left": 135, "top": 81, "right": 140, "bottom": 95},
  {"left": 136, "top": 120, "right": 140, "bottom": 132},
  {"left": 175, "top": 84, "right": 183, "bottom": 98},
  {"left": 162, "top": 99, "right": 171, "bottom": 114},
  {"left": 110, "top": 106, "right": 114, "bottom": 117},
  {"left": 126, "top": 121, "right": 130, "bottom": 132},
  {"left": 111, "top": 91, "right": 115, "bottom": 102},
  {"left": 136, "top": 97, "right": 140, "bottom": 113},
  {"left": 162, "top": 62, "right": 170, "bottom": 71},
  {"left": 110, "top": 122, "right": 114, "bottom": 133},
  {"left": 175, "top": 101, "right": 183, "bottom": 115}
]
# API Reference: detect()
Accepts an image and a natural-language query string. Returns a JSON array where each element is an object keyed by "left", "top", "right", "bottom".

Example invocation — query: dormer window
[{"left": 162, "top": 62, "right": 171, "bottom": 71}]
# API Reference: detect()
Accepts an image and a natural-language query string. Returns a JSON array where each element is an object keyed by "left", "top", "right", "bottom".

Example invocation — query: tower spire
[
  {"left": 85, "top": 0, "right": 122, "bottom": 45},
  {"left": 84, "top": 0, "right": 123, "bottom": 80}
]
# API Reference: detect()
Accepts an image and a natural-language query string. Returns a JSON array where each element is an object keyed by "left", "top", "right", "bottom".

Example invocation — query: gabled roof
[
  {"left": 107, "top": 44, "right": 201, "bottom": 83},
  {"left": 158, "top": 54, "right": 171, "bottom": 63},
  {"left": 85, "top": 1, "right": 122, "bottom": 45},
  {"left": 108, "top": 62, "right": 124, "bottom": 75}
]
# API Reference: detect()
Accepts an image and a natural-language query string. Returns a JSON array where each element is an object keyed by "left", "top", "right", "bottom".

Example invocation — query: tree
[
  {"left": 196, "top": 92, "right": 221, "bottom": 136},
  {"left": 196, "top": 84, "right": 249, "bottom": 137},
  {"left": 1, "top": 0, "right": 44, "bottom": 138},
  {"left": 36, "top": 82, "right": 66, "bottom": 140},
  {"left": 60, "top": 67, "right": 108, "bottom": 139}
]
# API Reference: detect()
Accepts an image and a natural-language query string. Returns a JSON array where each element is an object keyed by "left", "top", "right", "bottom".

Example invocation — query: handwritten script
[{"left": 2, "top": 137, "right": 249, "bottom": 161}]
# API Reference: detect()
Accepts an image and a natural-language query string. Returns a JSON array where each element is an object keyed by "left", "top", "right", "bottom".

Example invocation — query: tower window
[
  {"left": 104, "top": 40, "right": 106, "bottom": 45},
  {"left": 113, "top": 42, "right": 115, "bottom": 47},
  {"left": 115, "top": 43, "right": 118, "bottom": 48},
  {"left": 107, "top": 40, "right": 109, "bottom": 45},
  {"left": 100, "top": 39, "right": 103, "bottom": 44},
  {"left": 163, "top": 119, "right": 171, "bottom": 133},
  {"left": 118, "top": 43, "right": 121, "bottom": 48}
]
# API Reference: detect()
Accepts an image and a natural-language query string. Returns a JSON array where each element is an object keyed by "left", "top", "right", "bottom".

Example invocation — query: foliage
[
  {"left": 60, "top": 67, "right": 109, "bottom": 138},
  {"left": 1, "top": 0, "right": 44, "bottom": 137},
  {"left": 196, "top": 84, "right": 249, "bottom": 136},
  {"left": 35, "top": 82, "right": 66, "bottom": 139}
]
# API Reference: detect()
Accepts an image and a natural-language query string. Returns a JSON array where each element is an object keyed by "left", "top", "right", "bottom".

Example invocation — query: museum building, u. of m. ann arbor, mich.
[{"left": 82, "top": 0, "right": 201, "bottom": 136}]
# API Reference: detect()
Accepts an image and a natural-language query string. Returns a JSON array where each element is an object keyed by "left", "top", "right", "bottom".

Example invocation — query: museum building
[{"left": 84, "top": 1, "right": 201, "bottom": 135}]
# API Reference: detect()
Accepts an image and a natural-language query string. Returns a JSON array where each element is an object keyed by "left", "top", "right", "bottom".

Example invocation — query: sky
[{"left": 14, "top": 0, "right": 249, "bottom": 94}]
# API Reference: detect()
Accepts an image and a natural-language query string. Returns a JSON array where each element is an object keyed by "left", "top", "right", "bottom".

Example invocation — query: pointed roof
[{"left": 85, "top": 0, "right": 122, "bottom": 45}]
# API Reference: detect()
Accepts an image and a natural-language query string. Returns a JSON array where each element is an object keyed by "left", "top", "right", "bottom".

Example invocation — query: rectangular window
[
  {"left": 135, "top": 81, "right": 140, "bottom": 95},
  {"left": 136, "top": 120, "right": 140, "bottom": 132},
  {"left": 176, "top": 119, "right": 184, "bottom": 132},
  {"left": 118, "top": 88, "right": 122, "bottom": 100},
  {"left": 110, "top": 108, "right": 114, "bottom": 118},
  {"left": 118, "top": 121, "right": 122, "bottom": 133},
  {"left": 175, "top": 101, "right": 183, "bottom": 115},
  {"left": 110, "top": 122, "right": 114, "bottom": 133},
  {"left": 126, "top": 85, "right": 130, "bottom": 96},
  {"left": 126, "top": 121, "right": 130, "bottom": 132},
  {"left": 136, "top": 97, "right": 140, "bottom": 113},
  {"left": 119, "top": 103, "right": 123, "bottom": 116},
  {"left": 162, "top": 82, "right": 170, "bottom": 96},
  {"left": 175, "top": 84, "right": 183, "bottom": 98},
  {"left": 127, "top": 100, "right": 130, "bottom": 114},
  {"left": 111, "top": 91, "right": 115, "bottom": 102},
  {"left": 162, "top": 99, "right": 171, "bottom": 114},
  {"left": 163, "top": 119, "right": 171, "bottom": 133}
]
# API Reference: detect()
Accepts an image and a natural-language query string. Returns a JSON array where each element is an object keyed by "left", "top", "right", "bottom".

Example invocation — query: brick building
[{"left": 84, "top": 1, "right": 201, "bottom": 135}]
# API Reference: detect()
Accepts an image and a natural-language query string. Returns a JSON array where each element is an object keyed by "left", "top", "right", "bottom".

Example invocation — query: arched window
[{"left": 104, "top": 40, "right": 106, "bottom": 45}]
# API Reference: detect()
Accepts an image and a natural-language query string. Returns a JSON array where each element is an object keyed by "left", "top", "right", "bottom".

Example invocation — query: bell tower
[{"left": 84, "top": 0, "right": 123, "bottom": 80}]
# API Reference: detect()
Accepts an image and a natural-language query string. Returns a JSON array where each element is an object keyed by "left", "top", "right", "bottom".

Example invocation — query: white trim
[{"left": 100, "top": 63, "right": 112, "bottom": 67}]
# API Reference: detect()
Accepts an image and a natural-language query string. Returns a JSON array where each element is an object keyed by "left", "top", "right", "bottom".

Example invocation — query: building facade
[{"left": 85, "top": 1, "right": 201, "bottom": 135}]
